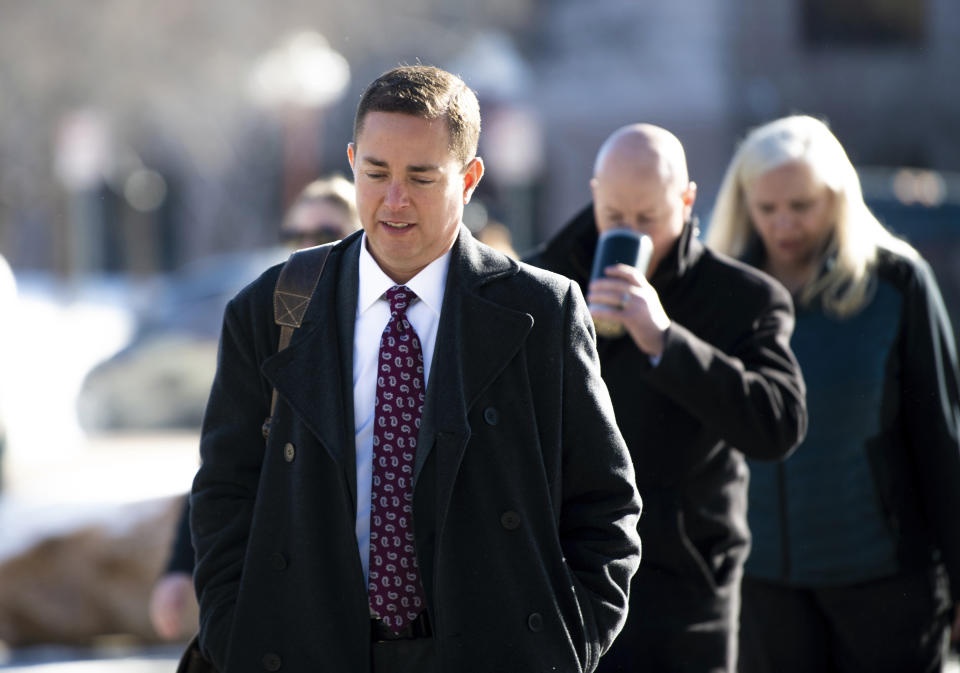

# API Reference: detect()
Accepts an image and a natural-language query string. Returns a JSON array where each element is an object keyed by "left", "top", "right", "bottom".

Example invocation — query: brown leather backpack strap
[{"left": 261, "top": 242, "right": 335, "bottom": 440}]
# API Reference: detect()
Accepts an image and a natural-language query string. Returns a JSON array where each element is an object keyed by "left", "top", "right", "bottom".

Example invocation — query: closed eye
[{"left": 603, "top": 211, "right": 624, "bottom": 225}]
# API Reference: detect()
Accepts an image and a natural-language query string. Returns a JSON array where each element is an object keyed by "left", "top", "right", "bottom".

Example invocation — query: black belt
[{"left": 370, "top": 611, "right": 432, "bottom": 642}]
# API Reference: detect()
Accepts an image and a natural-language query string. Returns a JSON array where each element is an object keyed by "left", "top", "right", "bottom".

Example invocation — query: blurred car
[{"left": 77, "top": 246, "right": 289, "bottom": 431}]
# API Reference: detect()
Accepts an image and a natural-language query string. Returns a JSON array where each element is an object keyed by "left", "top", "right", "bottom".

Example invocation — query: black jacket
[
  {"left": 745, "top": 245, "right": 960, "bottom": 601},
  {"left": 871, "top": 249, "right": 960, "bottom": 602},
  {"left": 191, "top": 228, "right": 642, "bottom": 672},
  {"left": 526, "top": 206, "right": 806, "bottom": 590}
]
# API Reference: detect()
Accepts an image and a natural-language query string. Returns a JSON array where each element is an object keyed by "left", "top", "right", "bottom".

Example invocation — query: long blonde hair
[{"left": 706, "top": 115, "right": 915, "bottom": 317}]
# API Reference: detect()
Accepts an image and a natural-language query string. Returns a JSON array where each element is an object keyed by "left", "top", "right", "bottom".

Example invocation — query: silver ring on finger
[{"left": 620, "top": 292, "right": 630, "bottom": 310}]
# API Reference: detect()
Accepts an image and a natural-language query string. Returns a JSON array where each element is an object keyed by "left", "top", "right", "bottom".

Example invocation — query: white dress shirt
[{"left": 353, "top": 233, "right": 450, "bottom": 586}]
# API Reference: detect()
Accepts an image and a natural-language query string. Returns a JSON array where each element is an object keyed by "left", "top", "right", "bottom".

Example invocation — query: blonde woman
[{"left": 708, "top": 114, "right": 960, "bottom": 673}]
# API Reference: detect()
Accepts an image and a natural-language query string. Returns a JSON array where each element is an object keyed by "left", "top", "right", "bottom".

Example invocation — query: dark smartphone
[{"left": 588, "top": 229, "right": 653, "bottom": 337}]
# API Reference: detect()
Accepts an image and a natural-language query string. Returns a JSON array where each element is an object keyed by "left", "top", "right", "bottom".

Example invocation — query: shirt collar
[{"left": 357, "top": 232, "right": 450, "bottom": 316}]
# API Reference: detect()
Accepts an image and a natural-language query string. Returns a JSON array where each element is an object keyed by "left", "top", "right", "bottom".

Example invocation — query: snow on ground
[
  {"left": 1, "top": 274, "right": 199, "bottom": 560},
  {"left": 2, "top": 274, "right": 138, "bottom": 492}
]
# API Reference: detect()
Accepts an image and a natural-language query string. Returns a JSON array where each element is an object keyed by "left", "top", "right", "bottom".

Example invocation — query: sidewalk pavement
[
  {"left": 0, "top": 643, "right": 183, "bottom": 672},
  {"left": 0, "top": 644, "right": 958, "bottom": 672}
]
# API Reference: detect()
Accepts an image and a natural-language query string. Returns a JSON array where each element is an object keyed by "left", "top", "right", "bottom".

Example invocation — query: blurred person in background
[
  {"left": 525, "top": 123, "right": 807, "bottom": 673},
  {"left": 279, "top": 173, "right": 361, "bottom": 248},
  {"left": 707, "top": 114, "right": 960, "bottom": 673},
  {"left": 474, "top": 219, "right": 518, "bottom": 258},
  {"left": 149, "top": 494, "right": 197, "bottom": 641},
  {"left": 189, "top": 65, "right": 640, "bottom": 672},
  {"left": 148, "top": 174, "right": 361, "bottom": 641}
]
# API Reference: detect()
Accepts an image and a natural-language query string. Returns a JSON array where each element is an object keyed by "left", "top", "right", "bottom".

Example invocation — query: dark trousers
[
  {"left": 597, "top": 564, "right": 740, "bottom": 673},
  {"left": 371, "top": 638, "right": 435, "bottom": 673},
  {"left": 739, "top": 567, "right": 950, "bottom": 673}
]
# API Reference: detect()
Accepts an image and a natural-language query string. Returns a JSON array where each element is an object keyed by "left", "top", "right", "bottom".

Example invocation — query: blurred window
[{"left": 802, "top": 0, "right": 926, "bottom": 47}]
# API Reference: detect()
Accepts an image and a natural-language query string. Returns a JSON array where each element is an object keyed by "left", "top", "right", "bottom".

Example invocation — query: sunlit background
[{"left": 1, "top": 0, "right": 959, "bottom": 670}]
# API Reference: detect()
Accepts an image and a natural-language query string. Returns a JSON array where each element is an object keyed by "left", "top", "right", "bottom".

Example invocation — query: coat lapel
[
  {"left": 415, "top": 228, "right": 534, "bottom": 522},
  {"left": 262, "top": 227, "right": 534, "bottom": 526}
]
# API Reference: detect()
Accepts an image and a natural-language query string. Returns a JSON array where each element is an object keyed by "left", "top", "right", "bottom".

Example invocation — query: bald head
[
  {"left": 590, "top": 124, "right": 696, "bottom": 277},
  {"left": 593, "top": 124, "right": 689, "bottom": 192}
]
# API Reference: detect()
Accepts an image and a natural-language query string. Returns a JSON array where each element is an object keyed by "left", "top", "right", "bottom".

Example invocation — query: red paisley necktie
[{"left": 368, "top": 285, "right": 427, "bottom": 632}]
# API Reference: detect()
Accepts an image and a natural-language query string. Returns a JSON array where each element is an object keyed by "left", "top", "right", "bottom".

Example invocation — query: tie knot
[{"left": 386, "top": 285, "right": 416, "bottom": 316}]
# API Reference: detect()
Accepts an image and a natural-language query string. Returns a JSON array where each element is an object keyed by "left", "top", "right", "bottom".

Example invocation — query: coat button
[
  {"left": 527, "top": 612, "right": 543, "bottom": 632},
  {"left": 500, "top": 510, "right": 521, "bottom": 530},
  {"left": 262, "top": 652, "right": 282, "bottom": 671},
  {"left": 283, "top": 442, "right": 295, "bottom": 462},
  {"left": 269, "top": 552, "right": 287, "bottom": 571},
  {"left": 483, "top": 407, "right": 499, "bottom": 425}
]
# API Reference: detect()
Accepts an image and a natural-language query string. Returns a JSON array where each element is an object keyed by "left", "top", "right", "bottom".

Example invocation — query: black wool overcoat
[{"left": 191, "top": 227, "right": 642, "bottom": 673}]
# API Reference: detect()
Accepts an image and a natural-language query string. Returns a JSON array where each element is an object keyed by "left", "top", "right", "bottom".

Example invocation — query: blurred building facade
[{"left": 0, "top": 0, "right": 957, "bottom": 272}]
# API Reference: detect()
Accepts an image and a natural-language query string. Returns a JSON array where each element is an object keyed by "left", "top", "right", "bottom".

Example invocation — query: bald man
[{"left": 526, "top": 125, "right": 807, "bottom": 672}]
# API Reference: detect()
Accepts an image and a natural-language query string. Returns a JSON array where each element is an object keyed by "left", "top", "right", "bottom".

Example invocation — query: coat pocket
[
  {"left": 177, "top": 634, "right": 219, "bottom": 673},
  {"left": 675, "top": 508, "right": 740, "bottom": 595}
]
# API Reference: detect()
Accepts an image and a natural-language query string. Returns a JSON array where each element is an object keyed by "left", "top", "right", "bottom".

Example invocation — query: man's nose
[{"left": 384, "top": 180, "right": 409, "bottom": 209}]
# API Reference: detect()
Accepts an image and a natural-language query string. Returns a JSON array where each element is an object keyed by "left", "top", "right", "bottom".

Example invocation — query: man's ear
[
  {"left": 682, "top": 181, "right": 698, "bottom": 219},
  {"left": 347, "top": 143, "right": 356, "bottom": 172},
  {"left": 462, "top": 157, "right": 485, "bottom": 204}
]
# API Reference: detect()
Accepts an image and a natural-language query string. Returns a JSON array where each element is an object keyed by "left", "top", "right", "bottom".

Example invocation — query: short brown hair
[{"left": 354, "top": 65, "right": 481, "bottom": 167}]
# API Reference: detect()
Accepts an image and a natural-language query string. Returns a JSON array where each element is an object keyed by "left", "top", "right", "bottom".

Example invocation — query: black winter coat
[
  {"left": 191, "top": 228, "right": 642, "bottom": 672},
  {"left": 526, "top": 206, "right": 806, "bottom": 591}
]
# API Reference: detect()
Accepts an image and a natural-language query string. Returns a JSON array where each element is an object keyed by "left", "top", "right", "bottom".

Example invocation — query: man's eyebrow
[
  {"left": 408, "top": 163, "right": 440, "bottom": 173},
  {"left": 358, "top": 157, "right": 439, "bottom": 173}
]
